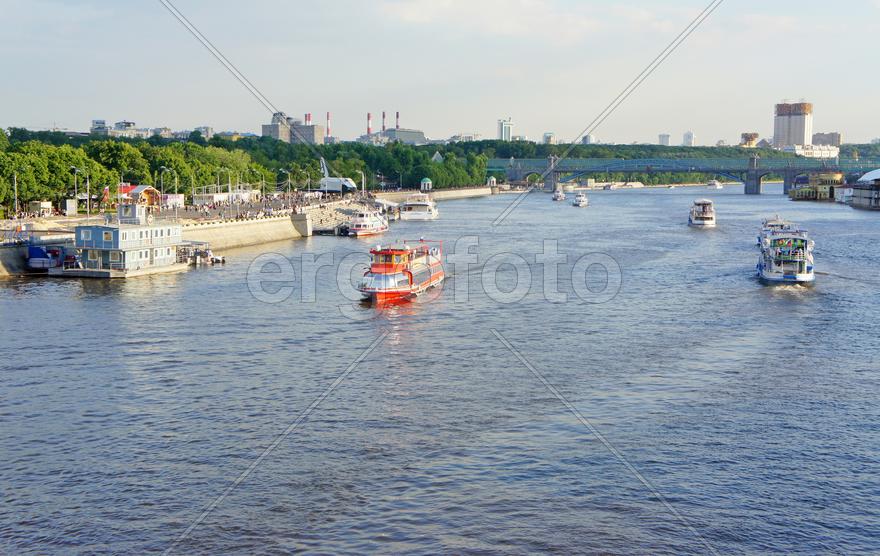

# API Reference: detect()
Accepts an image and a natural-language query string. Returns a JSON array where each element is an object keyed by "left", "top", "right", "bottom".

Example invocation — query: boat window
[
  {"left": 103, "top": 231, "right": 113, "bottom": 242},
  {"left": 110, "top": 251, "right": 121, "bottom": 262},
  {"left": 81, "top": 230, "right": 91, "bottom": 240},
  {"left": 88, "top": 250, "right": 98, "bottom": 261}
]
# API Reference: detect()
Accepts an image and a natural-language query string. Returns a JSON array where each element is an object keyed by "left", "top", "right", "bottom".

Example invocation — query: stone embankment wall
[
  {"left": 376, "top": 187, "right": 493, "bottom": 203},
  {"left": 182, "top": 214, "right": 309, "bottom": 251},
  {"left": 0, "top": 246, "right": 27, "bottom": 276}
]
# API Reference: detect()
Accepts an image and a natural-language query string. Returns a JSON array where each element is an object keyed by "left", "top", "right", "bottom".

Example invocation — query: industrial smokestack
[
  {"left": 382, "top": 111, "right": 387, "bottom": 133},
  {"left": 396, "top": 111, "right": 400, "bottom": 130},
  {"left": 326, "top": 112, "right": 331, "bottom": 138},
  {"left": 367, "top": 112, "right": 372, "bottom": 135}
]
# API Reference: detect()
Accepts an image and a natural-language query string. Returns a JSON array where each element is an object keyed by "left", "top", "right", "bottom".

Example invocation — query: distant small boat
[
  {"left": 707, "top": 180, "right": 723, "bottom": 190},
  {"left": 667, "top": 185, "right": 676, "bottom": 190},
  {"left": 688, "top": 199, "right": 716, "bottom": 228},
  {"left": 572, "top": 192, "right": 589, "bottom": 207},
  {"left": 552, "top": 190, "right": 566, "bottom": 201}
]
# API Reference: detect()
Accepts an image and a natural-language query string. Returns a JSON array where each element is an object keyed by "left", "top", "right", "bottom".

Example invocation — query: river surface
[{"left": 2, "top": 184, "right": 879, "bottom": 555}]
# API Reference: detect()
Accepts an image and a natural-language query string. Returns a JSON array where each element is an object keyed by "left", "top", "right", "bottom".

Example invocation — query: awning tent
[{"left": 857, "top": 169, "right": 880, "bottom": 183}]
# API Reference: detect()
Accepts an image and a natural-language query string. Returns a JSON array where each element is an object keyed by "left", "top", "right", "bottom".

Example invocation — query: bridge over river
[{"left": 487, "top": 156, "right": 880, "bottom": 194}]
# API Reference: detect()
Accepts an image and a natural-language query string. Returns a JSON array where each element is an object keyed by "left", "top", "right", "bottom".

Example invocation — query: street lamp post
[
  {"left": 70, "top": 166, "right": 80, "bottom": 217},
  {"left": 159, "top": 166, "right": 170, "bottom": 196},
  {"left": 13, "top": 170, "right": 18, "bottom": 219},
  {"left": 280, "top": 169, "right": 291, "bottom": 209}
]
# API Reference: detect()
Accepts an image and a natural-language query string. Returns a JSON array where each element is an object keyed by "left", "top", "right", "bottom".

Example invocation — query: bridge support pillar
[
  {"left": 745, "top": 171, "right": 763, "bottom": 195},
  {"left": 545, "top": 171, "right": 558, "bottom": 191},
  {"left": 783, "top": 173, "right": 796, "bottom": 194}
]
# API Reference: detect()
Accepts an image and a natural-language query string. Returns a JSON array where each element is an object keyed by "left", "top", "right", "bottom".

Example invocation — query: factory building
[
  {"left": 356, "top": 111, "right": 427, "bottom": 145},
  {"left": 261, "top": 112, "right": 324, "bottom": 145}
]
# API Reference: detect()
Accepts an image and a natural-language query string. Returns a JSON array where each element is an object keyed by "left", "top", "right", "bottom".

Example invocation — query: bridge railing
[{"left": 488, "top": 157, "right": 880, "bottom": 173}]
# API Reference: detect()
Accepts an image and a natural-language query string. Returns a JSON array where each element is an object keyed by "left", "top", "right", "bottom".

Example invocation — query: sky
[{"left": 2, "top": 0, "right": 879, "bottom": 144}]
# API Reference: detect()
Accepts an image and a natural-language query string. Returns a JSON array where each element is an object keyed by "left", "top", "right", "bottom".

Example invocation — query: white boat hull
[
  {"left": 757, "top": 267, "right": 815, "bottom": 284},
  {"left": 400, "top": 211, "right": 438, "bottom": 221},
  {"left": 349, "top": 225, "right": 388, "bottom": 237},
  {"left": 688, "top": 218, "right": 716, "bottom": 228}
]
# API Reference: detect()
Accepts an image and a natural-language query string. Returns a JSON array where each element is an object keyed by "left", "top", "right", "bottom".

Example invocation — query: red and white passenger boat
[{"left": 357, "top": 239, "right": 445, "bottom": 303}]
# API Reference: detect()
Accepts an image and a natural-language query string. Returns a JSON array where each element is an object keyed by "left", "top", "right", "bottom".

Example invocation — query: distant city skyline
[{"left": 2, "top": 1, "right": 879, "bottom": 143}]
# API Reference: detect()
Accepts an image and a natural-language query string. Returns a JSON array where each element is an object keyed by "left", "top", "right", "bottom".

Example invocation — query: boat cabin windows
[
  {"left": 372, "top": 253, "right": 409, "bottom": 264},
  {"left": 88, "top": 250, "right": 98, "bottom": 261},
  {"left": 103, "top": 231, "right": 113, "bottom": 242},
  {"left": 81, "top": 230, "right": 92, "bottom": 241},
  {"left": 361, "top": 272, "right": 410, "bottom": 290},
  {"left": 109, "top": 251, "right": 121, "bottom": 263}
]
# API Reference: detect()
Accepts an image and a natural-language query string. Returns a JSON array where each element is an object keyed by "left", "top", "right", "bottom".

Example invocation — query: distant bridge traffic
[{"left": 487, "top": 156, "right": 880, "bottom": 194}]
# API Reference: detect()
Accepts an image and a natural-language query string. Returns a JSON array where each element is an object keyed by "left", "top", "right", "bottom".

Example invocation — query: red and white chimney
[
  {"left": 367, "top": 112, "right": 372, "bottom": 135},
  {"left": 326, "top": 112, "right": 331, "bottom": 138},
  {"left": 382, "top": 111, "right": 387, "bottom": 132},
  {"left": 396, "top": 111, "right": 400, "bottom": 130}
]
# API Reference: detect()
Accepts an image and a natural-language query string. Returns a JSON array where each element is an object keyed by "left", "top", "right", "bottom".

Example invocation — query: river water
[{"left": 2, "top": 184, "right": 879, "bottom": 554}]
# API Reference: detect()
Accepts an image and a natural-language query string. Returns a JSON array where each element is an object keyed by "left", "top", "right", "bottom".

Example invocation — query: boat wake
[{"left": 814, "top": 271, "right": 880, "bottom": 286}]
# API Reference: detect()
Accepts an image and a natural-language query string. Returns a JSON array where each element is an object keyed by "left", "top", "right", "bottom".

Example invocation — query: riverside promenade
[{"left": 0, "top": 186, "right": 498, "bottom": 276}]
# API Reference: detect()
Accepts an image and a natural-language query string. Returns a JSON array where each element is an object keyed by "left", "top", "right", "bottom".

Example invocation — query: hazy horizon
[{"left": 3, "top": 0, "right": 879, "bottom": 144}]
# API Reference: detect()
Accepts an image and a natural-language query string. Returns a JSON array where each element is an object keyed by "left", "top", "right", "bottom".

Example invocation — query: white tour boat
[
  {"left": 552, "top": 189, "right": 566, "bottom": 201},
  {"left": 348, "top": 210, "right": 389, "bottom": 237},
  {"left": 707, "top": 179, "right": 723, "bottom": 190},
  {"left": 757, "top": 232, "right": 815, "bottom": 284},
  {"left": 757, "top": 216, "right": 797, "bottom": 247},
  {"left": 399, "top": 193, "right": 439, "bottom": 221},
  {"left": 572, "top": 192, "right": 589, "bottom": 207},
  {"left": 688, "top": 199, "right": 716, "bottom": 228}
]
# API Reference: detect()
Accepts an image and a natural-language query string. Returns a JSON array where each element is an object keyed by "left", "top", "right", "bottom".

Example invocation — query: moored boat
[
  {"left": 552, "top": 190, "right": 566, "bottom": 201},
  {"left": 756, "top": 232, "right": 815, "bottom": 284},
  {"left": 707, "top": 179, "right": 723, "bottom": 190},
  {"left": 348, "top": 210, "right": 389, "bottom": 237},
  {"left": 357, "top": 239, "right": 445, "bottom": 303},
  {"left": 688, "top": 199, "right": 716, "bottom": 228},
  {"left": 399, "top": 193, "right": 439, "bottom": 221},
  {"left": 572, "top": 192, "right": 589, "bottom": 207}
]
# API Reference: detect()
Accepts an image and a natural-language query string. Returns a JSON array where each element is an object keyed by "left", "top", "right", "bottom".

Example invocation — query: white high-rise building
[
  {"left": 581, "top": 134, "right": 597, "bottom": 145},
  {"left": 773, "top": 102, "right": 813, "bottom": 147},
  {"left": 542, "top": 132, "right": 557, "bottom": 145},
  {"left": 497, "top": 118, "right": 514, "bottom": 141},
  {"left": 659, "top": 133, "right": 671, "bottom": 146},
  {"left": 683, "top": 131, "right": 696, "bottom": 146}
]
